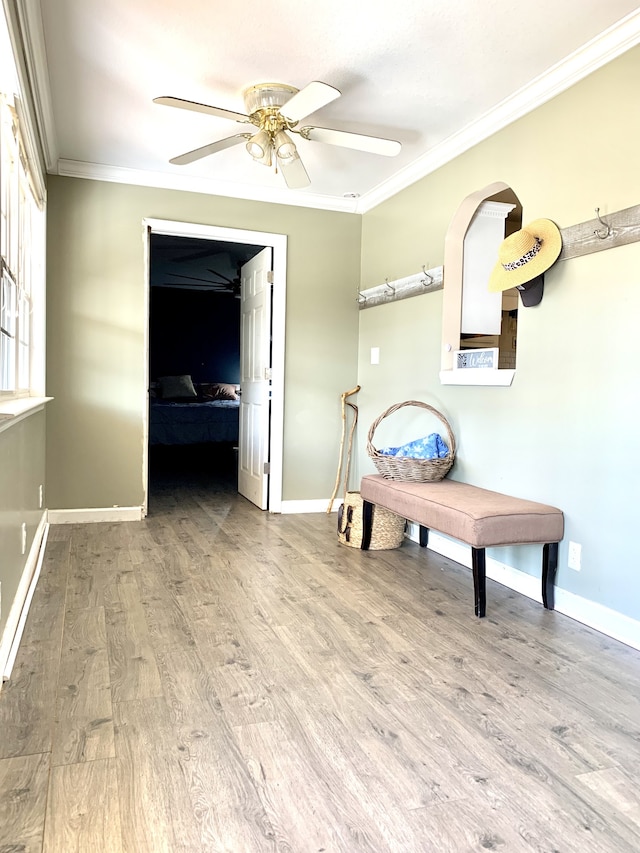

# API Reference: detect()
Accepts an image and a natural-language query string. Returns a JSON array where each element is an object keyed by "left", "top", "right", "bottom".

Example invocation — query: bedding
[
  {"left": 157, "top": 373, "right": 198, "bottom": 399},
  {"left": 149, "top": 397, "right": 239, "bottom": 446},
  {"left": 198, "top": 381, "right": 239, "bottom": 401}
]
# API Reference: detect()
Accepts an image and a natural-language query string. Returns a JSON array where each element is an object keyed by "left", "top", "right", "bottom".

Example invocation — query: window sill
[
  {"left": 0, "top": 396, "right": 53, "bottom": 432},
  {"left": 439, "top": 369, "right": 515, "bottom": 387}
]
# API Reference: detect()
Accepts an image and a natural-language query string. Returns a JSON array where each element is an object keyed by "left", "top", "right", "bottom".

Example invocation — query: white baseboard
[
  {"left": 406, "top": 524, "right": 640, "bottom": 651},
  {"left": 0, "top": 513, "right": 49, "bottom": 685},
  {"left": 48, "top": 506, "right": 144, "bottom": 524},
  {"left": 553, "top": 589, "right": 640, "bottom": 652},
  {"left": 49, "top": 501, "right": 335, "bottom": 520},
  {"left": 280, "top": 499, "right": 341, "bottom": 514}
]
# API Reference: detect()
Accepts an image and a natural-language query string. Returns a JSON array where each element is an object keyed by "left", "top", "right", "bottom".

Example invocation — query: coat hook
[
  {"left": 421, "top": 265, "right": 433, "bottom": 285},
  {"left": 594, "top": 208, "right": 612, "bottom": 240},
  {"left": 385, "top": 277, "right": 396, "bottom": 295},
  {"left": 357, "top": 291, "right": 367, "bottom": 303}
]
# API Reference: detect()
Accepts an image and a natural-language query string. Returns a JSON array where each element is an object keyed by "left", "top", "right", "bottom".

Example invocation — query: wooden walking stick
[{"left": 327, "top": 385, "right": 361, "bottom": 513}]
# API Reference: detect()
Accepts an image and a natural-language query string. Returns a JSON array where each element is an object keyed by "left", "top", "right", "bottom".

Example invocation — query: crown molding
[
  {"left": 21, "top": 5, "right": 640, "bottom": 214},
  {"left": 356, "top": 9, "right": 640, "bottom": 213},
  {"left": 13, "top": 0, "right": 59, "bottom": 171},
  {"left": 55, "top": 159, "right": 361, "bottom": 213}
]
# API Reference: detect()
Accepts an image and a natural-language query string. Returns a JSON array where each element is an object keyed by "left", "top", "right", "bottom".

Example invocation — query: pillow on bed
[
  {"left": 199, "top": 381, "right": 239, "bottom": 401},
  {"left": 158, "top": 374, "right": 197, "bottom": 399}
]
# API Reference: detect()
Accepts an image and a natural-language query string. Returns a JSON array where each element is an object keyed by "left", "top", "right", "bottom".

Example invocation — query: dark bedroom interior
[{"left": 147, "top": 234, "right": 261, "bottom": 494}]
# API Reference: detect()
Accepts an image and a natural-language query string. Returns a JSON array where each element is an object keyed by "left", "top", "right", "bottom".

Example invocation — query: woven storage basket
[
  {"left": 367, "top": 400, "right": 456, "bottom": 482},
  {"left": 338, "top": 491, "right": 405, "bottom": 550}
]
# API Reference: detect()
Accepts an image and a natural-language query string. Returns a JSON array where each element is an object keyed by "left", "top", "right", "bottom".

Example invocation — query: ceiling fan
[
  {"left": 154, "top": 81, "right": 401, "bottom": 189},
  {"left": 165, "top": 267, "right": 242, "bottom": 297}
]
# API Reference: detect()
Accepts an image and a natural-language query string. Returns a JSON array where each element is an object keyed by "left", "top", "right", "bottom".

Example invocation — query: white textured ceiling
[{"left": 33, "top": 0, "right": 640, "bottom": 211}]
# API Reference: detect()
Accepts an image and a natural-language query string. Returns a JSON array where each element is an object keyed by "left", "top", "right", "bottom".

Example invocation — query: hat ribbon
[{"left": 502, "top": 237, "right": 542, "bottom": 271}]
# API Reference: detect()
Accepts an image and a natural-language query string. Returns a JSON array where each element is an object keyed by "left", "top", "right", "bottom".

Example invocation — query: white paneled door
[{"left": 238, "top": 247, "right": 273, "bottom": 509}]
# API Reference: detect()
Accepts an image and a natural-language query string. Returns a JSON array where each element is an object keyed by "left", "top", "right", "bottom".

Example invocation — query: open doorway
[
  {"left": 147, "top": 233, "right": 262, "bottom": 501},
  {"left": 142, "top": 219, "right": 287, "bottom": 517}
]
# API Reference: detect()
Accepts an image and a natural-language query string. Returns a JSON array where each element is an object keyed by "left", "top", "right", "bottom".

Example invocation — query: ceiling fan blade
[
  {"left": 169, "top": 134, "right": 249, "bottom": 165},
  {"left": 279, "top": 153, "right": 310, "bottom": 189},
  {"left": 154, "top": 96, "right": 250, "bottom": 123},
  {"left": 206, "top": 268, "right": 234, "bottom": 285},
  {"left": 300, "top": 126, "right": 401, "bottom": 156},
  {"left": 171, "top": 248, "right": 227, "bottom": 263},
  {"left": 281, "top": 81, "right": 341, "bottom": 122},
  {"left": 158, "top": 282, "right": 225, "bottom": 290},
  {"left": 168, "top": 272, "right": 226, "bottom": 285}
]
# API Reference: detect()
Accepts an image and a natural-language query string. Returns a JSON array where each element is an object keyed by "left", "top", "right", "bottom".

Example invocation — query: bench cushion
[{"left": 360, "top": 474, "right": 563, "bottom": 548}]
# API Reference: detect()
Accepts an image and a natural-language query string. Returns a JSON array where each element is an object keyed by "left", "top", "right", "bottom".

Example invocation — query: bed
[{"left": 149, "top": 375, "right": 240, "bottom": 446}]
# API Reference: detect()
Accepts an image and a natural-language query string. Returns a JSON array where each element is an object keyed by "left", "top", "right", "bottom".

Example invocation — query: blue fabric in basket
[{"left": 379, "top": 433, "right": 449, "bottom": 459}]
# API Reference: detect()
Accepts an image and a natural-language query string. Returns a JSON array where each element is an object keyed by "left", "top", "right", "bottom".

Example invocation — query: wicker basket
[
  {"left": 367, "top": 400, "right": 456, "bottom": 482},
  {"left": 338, "top": 491, "right": 405, "bottom": 550}
]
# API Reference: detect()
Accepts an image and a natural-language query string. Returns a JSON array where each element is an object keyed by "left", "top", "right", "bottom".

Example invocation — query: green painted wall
[
  {"left": 45, "top": 178, "right": 361, "bottom": 507},
  {"left": 357, "top": 46, "right": 640, "bottom": 620},
  {"left": 40, "top": 45, "right": 640, "bottom": 626},
  {"left": 0, "top": 411, "right": 46, "bottom": 640}
]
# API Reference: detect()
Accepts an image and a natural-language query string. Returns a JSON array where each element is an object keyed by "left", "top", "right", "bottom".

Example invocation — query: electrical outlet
[
  {"left": 39, "top": 484, "right": 43, "bottom": 508},
  {"left": 21, "top": 522, "right": 27, "bottom": 555},
  {"left": 568, "top": 540, "right": 582, "bottom": 571}
]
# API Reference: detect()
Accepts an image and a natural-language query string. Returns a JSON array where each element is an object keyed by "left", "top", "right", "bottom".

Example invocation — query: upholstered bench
[{"left": 360, "top": 474, "right": 564, "bottom": 618}]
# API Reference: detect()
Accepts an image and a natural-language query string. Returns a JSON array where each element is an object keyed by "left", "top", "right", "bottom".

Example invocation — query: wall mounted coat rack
[
  {"left": 359, "top": 204, "right": 638, "bottom": 311},
  {"left": 358, "top": 265, "right": 443, "bottom": 310},
  {"left": 558, "top": 204, "right": 640, "bottom": 261}
]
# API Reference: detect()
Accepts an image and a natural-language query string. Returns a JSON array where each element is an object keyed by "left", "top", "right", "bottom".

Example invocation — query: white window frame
[{"left": 0, "top": 86, "right": 45, "bottom": 404}]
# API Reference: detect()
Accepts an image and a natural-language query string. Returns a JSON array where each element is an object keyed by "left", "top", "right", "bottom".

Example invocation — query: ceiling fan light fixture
[
  {"left": 246, "top": 128, "right": 271, "bottom": 160},
  {"left": 274, "top": 129, "right": 297, "bottom": 160},
  {"left": 157, "top": 79, "right": 402, "bottom": 191},
  {"left": 258, "top": 146, "right": 273, "bottom": 167}
]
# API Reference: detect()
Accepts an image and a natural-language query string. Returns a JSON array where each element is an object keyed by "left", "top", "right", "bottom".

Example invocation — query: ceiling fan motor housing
[
  {"left": 243, "top": 83, "right": 298, "bottom": 116},
  {"left": 243, "top": 84, "right": 301, "bottom": 164}
]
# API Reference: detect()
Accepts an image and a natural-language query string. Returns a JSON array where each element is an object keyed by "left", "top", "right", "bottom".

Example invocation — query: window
[
  {"left": 0, "top": 9, "right": 46, "bottom": 401},
  {"left": 1, "top": 271, "right": 15, "bottom": 388}
]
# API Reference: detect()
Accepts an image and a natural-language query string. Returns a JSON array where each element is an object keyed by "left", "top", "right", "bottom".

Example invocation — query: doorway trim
[{"left": 142, "top": 218, "right": 287, "bottom": 516}]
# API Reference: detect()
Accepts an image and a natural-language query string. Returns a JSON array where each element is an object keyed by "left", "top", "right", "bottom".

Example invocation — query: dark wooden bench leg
[
  {"left": 542, "top": 543, "right": 559, "bottom": 610},
  {"left": 471, "top": 547, "right": 487, "bottom": 618},
  {"left": 361, "top": 500, "right": 374, "bottom": 550},
  {"left": 419, "top": 525, "right": 429, "bottom": 547}
]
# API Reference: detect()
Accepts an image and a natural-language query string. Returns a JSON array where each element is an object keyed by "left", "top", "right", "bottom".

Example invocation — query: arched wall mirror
[{"left": 441, "top": 182, "right": 522, "bottom": 385}]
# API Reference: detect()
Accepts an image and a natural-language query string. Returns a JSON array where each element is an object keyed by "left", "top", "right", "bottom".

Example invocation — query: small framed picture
[{"left": 453, "top": 347, "right": 499, "bottom": 370}]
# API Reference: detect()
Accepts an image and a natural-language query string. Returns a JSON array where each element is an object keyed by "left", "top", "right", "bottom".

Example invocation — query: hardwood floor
[{"left": 2, "top": 454, "right": 640, "bottom": 851}]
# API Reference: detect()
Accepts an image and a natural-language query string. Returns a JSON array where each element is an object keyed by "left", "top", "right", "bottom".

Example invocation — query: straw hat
[{"left": 488, "top": 218, "right": 562, "bottom": 293}]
